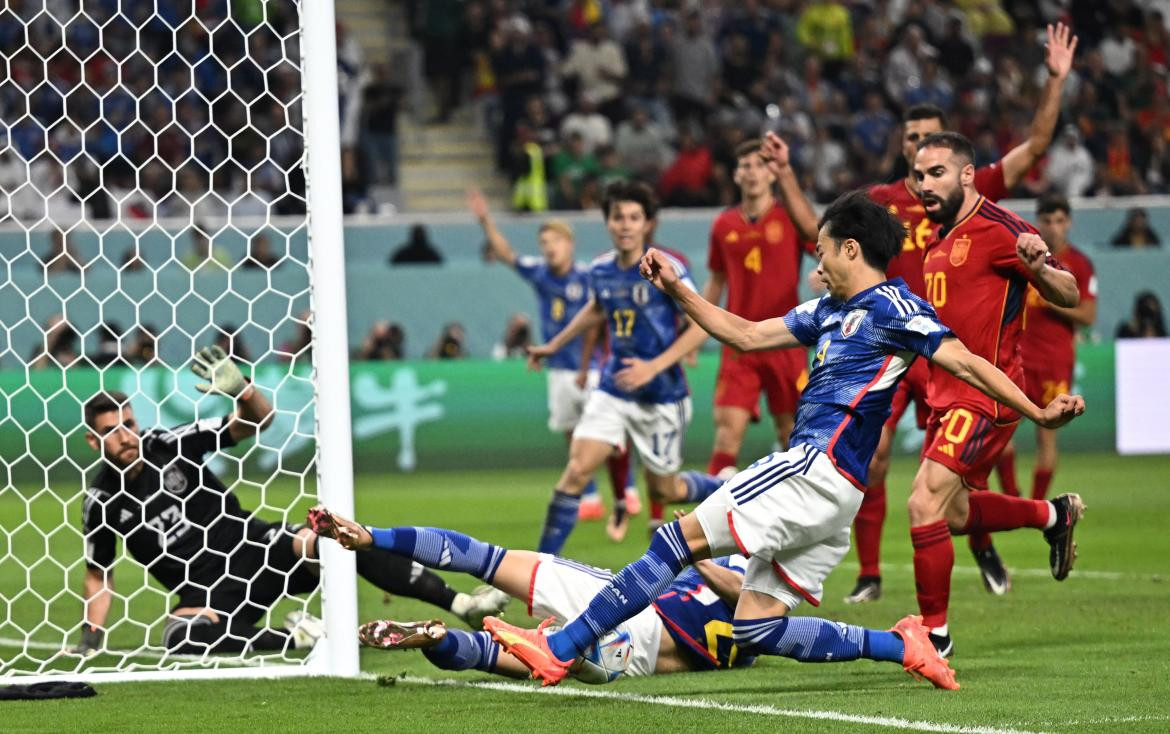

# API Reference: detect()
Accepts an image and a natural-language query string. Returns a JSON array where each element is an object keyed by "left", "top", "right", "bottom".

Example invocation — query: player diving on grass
[
  {"left": 468, "top": 187, "right": 641, "bottom": 529},
  {"left": 525, "top": 180, "right": 717, "bottom": 549},
  {"left": 74, "top": 346, "right": 505, "bottom": 658},
  {"left": 306, "top": 507, "right": 758, "bottom": 680},
  {"left": 482, "top": 189, "right": 1085, "bottom": 691}
]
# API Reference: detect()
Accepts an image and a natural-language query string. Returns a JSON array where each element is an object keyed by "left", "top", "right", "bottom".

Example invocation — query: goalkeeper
[{"left": 74, "top": 346, "right": 505, "bottom": 657}]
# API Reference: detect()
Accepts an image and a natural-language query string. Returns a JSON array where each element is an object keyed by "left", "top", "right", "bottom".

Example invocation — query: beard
[{"left": 922, "top": 185, "right": 964, "bottom": 225}]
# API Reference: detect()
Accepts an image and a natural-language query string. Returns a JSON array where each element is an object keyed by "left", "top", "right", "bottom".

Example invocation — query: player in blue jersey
[
  {"left": 526, "top": 181, "right": 715, "bottom": 552},
  {"left": 304, "top": 506, "right": 755, "bottom": 679},
  {"left": 469, "top": 188, "right": 640, "bottom": 527},
  {"left": 484, "top": 189, "right": 1086, "bottom": 690}
]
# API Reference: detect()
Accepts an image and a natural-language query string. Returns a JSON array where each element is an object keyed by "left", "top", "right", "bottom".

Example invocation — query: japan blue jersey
[
  {"left": 652, "top": 555, "right": 757, "bottom": 671},
  {"left": 515, "top": 255, "right": 597, "bottom": 372},
  {"left": 782, "top": 278, "right": 952, "bottom": 487},
  {"left": 589, "top": 249, "right": 696, "bottom": 404}
]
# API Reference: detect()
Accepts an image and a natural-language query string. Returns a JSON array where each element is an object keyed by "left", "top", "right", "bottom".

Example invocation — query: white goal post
[{"left": 0, "top": 0, "right": 358, "bottom": 682}]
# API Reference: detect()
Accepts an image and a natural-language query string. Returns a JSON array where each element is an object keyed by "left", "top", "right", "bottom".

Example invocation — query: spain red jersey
[
  {"left": 1021, "top": 245, "right": 1096, "bottom": 368},
  {"left": 868, "top": 164, "right": 1008, "bottom": 299},
  {"left": 922, "top": 197, "right": 1054, "bottom": 423},
  {"left": 707, "top": 202, "right": 813, "bottom": 321}
]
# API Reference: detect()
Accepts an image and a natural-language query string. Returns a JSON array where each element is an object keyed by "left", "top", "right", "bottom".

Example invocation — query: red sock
[
  {"left": 1031, "top": 469, "right": 1054, "bottom": 501},
  {"left": 966, "top": 530, "right": 993, "bottom": 552},
  {"left": 962, "top": 490, "right": 1050, "bottom": 533},
  {"left": 606, "top": 449, "right": 631, "bottom": 503},
  {"left": 649, "top": 501, "right": 664, "bottom": 523},
  {"left": 995, "top": 453, "right": 1019, "bottom": 496},
  {"left": 911, "top": 521, "right": 954, "bottom": 630},
  {"left": 853, "top": 481, "right": 886, "bottom": 578},
  {"left": 707, "top": 451, "right": 737, "bottom": 477}
]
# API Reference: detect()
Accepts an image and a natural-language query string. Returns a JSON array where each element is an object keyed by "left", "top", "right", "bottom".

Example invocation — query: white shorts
[
  {"left": 527, "top": 553, "right": 662, "bottom": 677},
  {"left": 572, "top": 390, "right": 692, "bottom": 475},
  {"left": 547, "top": 368, "right": 599, "bottom": 432},
  {"left": 692, "top": 444, "right": 863, "bottom": 611}
]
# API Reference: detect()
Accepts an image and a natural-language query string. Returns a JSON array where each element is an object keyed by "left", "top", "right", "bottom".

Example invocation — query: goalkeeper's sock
[
  {"left": 537, "top": 490, "right": 580, "bottom": 555},
  {"left": 548, "top": 521, "right": 692, "bottom": 662},
  {"left": 679, "top": 471, "right": 722, "bottom": 503},
  {"left": 731, "top": 616, "right": 904, "bottom": 664},
  {"left": 367, "top": 527, "right": 507, "bottom": 581},
  {"left": 355, "top": 548, "right": 457, "bottom": 610},
  {"left": 421, "top": 629, "right": 499, "bottom": 673}
]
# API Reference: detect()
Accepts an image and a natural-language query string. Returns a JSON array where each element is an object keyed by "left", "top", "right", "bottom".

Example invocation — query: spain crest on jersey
[
  {"left": 950, "top": 236, "right": 972, "bottom": 266},
  {"left": 765, "top": 220, "right": 783, "bottom": 244},
  {"left": 841, "top": 309, "right": 866, "bottom": 337}
]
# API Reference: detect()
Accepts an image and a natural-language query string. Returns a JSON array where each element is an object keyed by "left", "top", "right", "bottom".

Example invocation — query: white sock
[
  {"left": 450, "top": 592, "right": 472, "bottom": 617},
  {"left": 931, "top": 624, "right": 949, "bottom": 637},
  {"left": 1044, "top": 502, "right": 1057, "bottom": 529}
]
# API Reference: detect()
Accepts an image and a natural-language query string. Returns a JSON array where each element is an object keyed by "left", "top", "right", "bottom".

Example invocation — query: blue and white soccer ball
[{"left": 569, "top": 629, "right": 633, "bottom": 684}]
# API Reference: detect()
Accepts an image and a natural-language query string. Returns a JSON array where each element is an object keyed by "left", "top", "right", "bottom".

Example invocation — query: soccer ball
[{"left": 569, "top": 629, "right": 633, "bottom": 684}]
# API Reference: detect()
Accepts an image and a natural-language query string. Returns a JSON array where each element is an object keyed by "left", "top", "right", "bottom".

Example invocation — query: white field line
[{"left": 393, "top": 674, "right": 1051, "bottom": 734}]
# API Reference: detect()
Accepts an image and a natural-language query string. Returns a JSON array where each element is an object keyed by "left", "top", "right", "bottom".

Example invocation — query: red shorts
[
  {"left": 885, "top": 358, "right": 930, "bottom": 431},
  {"left": 1023, "top": 365, "right": 1072, "bottom": 408},
  {"left": 714, "top": 347, "right": 808, "bottom": 419},
  {"left": 922, "top": 406, "right": 1019, "bottom": 490}
]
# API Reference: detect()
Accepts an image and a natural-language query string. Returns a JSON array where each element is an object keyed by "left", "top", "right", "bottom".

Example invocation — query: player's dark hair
[
  {"left": 904, "top": 103, "right": 948, "bottom": 127},
  {"left": 1036, "top": 192, "right": 1071, "bottom": 217},
  {"left": 917, "top": 131, "right": 974, "bottom": 166},
  {"left": 84, "top": 391, "right": 130, "bottom": 430},
  {"left": 734, "top": 139, "right": 763, "bottom": 160},
  {"left": 601, "top": 180, "right": 658, "bottom": 221},
  {"left": 818, "top": 190, "right": 904, "bottom": 271}
]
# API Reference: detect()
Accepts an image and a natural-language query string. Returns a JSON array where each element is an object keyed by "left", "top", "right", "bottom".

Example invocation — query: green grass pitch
[{"left": 3, "top": 452, "right": 1169, "bottom": 733}]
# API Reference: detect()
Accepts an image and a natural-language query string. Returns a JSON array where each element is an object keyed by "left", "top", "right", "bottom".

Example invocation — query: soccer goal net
[{"left": 0, "top": 0, "right": 358, "bottom": 682}]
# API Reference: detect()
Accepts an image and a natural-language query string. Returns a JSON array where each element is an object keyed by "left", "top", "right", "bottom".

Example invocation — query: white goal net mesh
[{"left": 0, "top": 0, "right": 335, "bottom": 678}]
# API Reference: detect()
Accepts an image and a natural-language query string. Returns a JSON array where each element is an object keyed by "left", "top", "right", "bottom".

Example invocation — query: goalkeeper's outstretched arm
[{"left": 191, "top": 345, "right": 274, "bottom": 442}]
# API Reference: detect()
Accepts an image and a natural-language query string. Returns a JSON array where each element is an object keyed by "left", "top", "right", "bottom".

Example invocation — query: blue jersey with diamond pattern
[
  {"left": 515, "top": 256, "right": 597, "bottom": 372},
  {"left": 781, "top": 278, "right": 952, "bottom": 486},
  {"left": 590, "top": 249, "right": 696, "bottom": 404},
  {"left": 652, "top": 555, "right": 757, "bottom": 671}
]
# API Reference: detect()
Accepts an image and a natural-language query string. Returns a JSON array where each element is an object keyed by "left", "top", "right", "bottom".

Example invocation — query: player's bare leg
[
  {"left": 572, "top": 431, "right": 605, "bottom": 521},
  {"left": 847, "top": 425, "right": 893, "bottom": 603},
  {"left": 771, "top": 411, "right": 794, "bottom": 452},
  {"left": 1032, "top": 427, "right": 1059, "bottom": 500},
  {"left": 709, "top": 406, "right": 751, "bottom": 476}
]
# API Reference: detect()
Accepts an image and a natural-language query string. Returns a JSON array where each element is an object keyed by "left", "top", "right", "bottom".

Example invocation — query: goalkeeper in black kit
[{"left": 73, "top": 346, "right": 507, "bottom": 656}]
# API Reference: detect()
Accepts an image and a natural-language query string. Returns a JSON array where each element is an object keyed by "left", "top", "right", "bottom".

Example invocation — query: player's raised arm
[
  {"left": 929, "top": 338, "right": 1084, "bottom": 429},
  {"left": 761, "top": 132, "right": 819, "bottom": 242},
  {"left": 640, "top": 248, "right": 801, "bottom": 352},
  {"left": 1016, "top": 233, "right": 1080, "bottom": 307},
  {"left": 527, "top": 298, "right": 606, "bottom": 369},
  {"left": 468, "top": 187, "right": 517, "bottom": 266},
  {"left": 999, "top": 23, "right": 1077, "bottom": 188},
  {"left": 191, "top": 345, "right": 274, "bottom": 442}
]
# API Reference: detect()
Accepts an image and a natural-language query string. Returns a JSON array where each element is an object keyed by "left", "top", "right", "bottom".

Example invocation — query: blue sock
[
  {"left": 732, "top": 617, "right": 905, "bottom": 664},
  {"left": 680, "top": 471, "right": 723, "bottom": 503},
  {"left": 421, "top": 629, "right": 499, "bottom": 672},
  {"left": 367, "top": 527, "right": 507, "bottom": 582},
  {"left": 581, "top": 479, "right": 599, "bottom": 500},
  {"left": 537, "top": 490, "right": 579, "bottom": 555},
  {"left": 548, "top": 521, "right": 692, "bottom": 662}
]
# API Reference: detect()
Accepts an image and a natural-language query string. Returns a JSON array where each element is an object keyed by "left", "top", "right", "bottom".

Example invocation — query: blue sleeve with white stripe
[
  {"left": 782, "top": 297, "right": 824, "bottom": 347},
  {"left": 514, "top": 255, "right": 541, "bottom": 283},
  {"left": 872, "top": 285, "right": 952, "bottom": 359}
]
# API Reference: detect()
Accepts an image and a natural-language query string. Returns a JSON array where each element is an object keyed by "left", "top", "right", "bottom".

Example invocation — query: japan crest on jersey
[
  {"left": 632, "top": 282, "right": 651, "bottom": 305},
  {"left": 841, "top": 309, "right": 866, "bottom": 337}
]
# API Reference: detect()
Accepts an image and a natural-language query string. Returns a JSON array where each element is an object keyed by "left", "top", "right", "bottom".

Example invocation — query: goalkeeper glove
[
  {"left": 71, "top": 624, "right": 104, "bottom": 658},
  {"left": 192, "top": 345, "right": 249, "bottom": 398}
]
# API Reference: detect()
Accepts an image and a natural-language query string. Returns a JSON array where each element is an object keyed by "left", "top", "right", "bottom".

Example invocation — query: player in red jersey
[
  {"left": 703, "top": 133, "right": 819, "bottom": 479},
  {"left": 993, "top": 193, "right": 1096, "bottom": 502},
  {"left": 908, "top": 132, "right": 1085, "bottom": 656},
  {"left": 845, "top": 23, "right": 1079, "bottom": 605}
]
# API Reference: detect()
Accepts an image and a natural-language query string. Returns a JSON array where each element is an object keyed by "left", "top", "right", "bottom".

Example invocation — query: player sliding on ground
[
  {"left": 483, "top": 190, "right": 1085, "bottom": 691},
  {"left": 306, "top": 507, "right": 759, "bottom": 680},
  {"left": 75, "top": 347, "right": 505, "bottom": 658}
]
